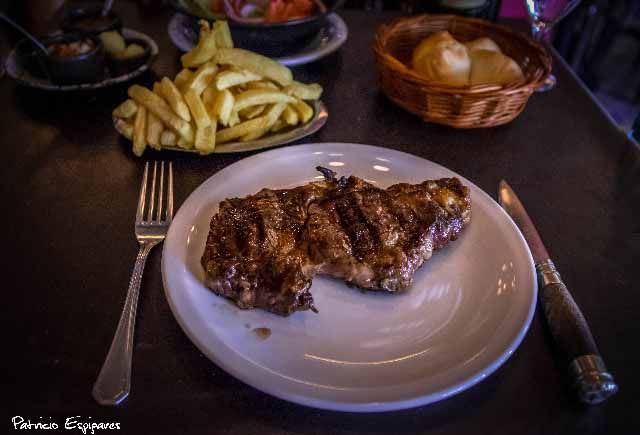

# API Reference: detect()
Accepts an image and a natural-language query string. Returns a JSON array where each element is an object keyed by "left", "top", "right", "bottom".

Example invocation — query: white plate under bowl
[
  {"left": 161, "top": 143, "right": 537, "bottom": 412},
  {"left": 168, "top": 13, "right": 348, "bottom": 66}
]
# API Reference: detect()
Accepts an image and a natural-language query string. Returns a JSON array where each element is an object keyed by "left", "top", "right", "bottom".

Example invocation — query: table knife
[{"left": 498, "top": 180, "right": 618, "bottom": 404}]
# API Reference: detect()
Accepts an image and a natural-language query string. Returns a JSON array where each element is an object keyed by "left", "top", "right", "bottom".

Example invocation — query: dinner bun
[
  {"left": 411, "top": 33, "right": 524, "bottom": 87},
  {"left": 465, "top": 37, "right": 502, "bottom": 54},
  {"left": 411, "top": 31, "right": 471, "bottom": 87},
  {"left": 469, "top": 49, "right": 524, "bottom": 86}
]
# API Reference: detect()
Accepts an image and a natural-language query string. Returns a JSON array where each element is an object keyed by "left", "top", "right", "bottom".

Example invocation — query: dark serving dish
[
  {"left": 170, "top": 0, "right": 345, "bottom": 57},
  {"left": 106, "top": 37, "right": 152, "bottom": 76},
  {"left": 16, "top": 33, "right": 106, "bottom": 85},
  {"left": 61, "top": 2, "right": 122, "bottom": 35},
  {"left": 14, "top": 38, "right": 48, "bottom": 79},
  {"left": 43, "top": 33, "right": 106, "bottom": 84},
  {"left": 6, "top": 28, "right": 158, "bottom": 91}
]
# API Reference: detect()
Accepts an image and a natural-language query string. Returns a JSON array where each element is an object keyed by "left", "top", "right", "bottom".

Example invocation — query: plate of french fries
[{"left": 113, "top": 20, "right": 327, "bottom": 156}]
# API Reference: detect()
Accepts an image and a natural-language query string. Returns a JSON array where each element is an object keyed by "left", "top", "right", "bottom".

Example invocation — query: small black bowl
[
  {"left": 171, "top": 0, "right": 345, "bottom": 57},
  {"left": 106, "top": 37, "right": 151, "bottom": 76},
  {"left": 61, "top": 2, "right": 122, "bottom": 35},
  {"left": 15, "top": 38, "right": 48, "bottom": 79},
  {"left": 43, "top": 33, "right": 106, "bottom": 84}
]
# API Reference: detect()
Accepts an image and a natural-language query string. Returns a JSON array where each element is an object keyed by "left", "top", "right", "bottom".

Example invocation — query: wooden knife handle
[{"left": 537, "top": 260, "right": 619, "bottom": 404}]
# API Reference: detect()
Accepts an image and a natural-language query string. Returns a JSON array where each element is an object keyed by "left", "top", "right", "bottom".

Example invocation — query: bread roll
[
  {"left": 465, "top": 37, "right": 502, "bottom": 54},
  {"left": 469, "top": 49, "right": 524, "bottom": 86},
  {"left": 412, "top": 31, "right": 470, "bottom": 86},
  {"left": 412, "top": 31, "right": 456, "bottom": 61}
]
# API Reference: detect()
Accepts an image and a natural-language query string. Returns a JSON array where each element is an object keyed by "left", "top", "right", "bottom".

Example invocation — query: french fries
[
  {"left": 283, "top": 81, "right": 323, "bottom": 100},
  {"left": 180, "top": 21, "right": 218, "bottom": 68},
  {"left": 240, "top": 103, "right": 287, "bottom": 141},
  {"left": 128, "top": 85, "right": 194, "bottom": 143},
  {"left": 215, "top": 68, "right": 261, "bottom": 90},
  {"left": 202, "top": 87, "right": 217, "bottom": 107},
  {"left": 160, "top": 130, "right": 177, "bottom": 147},
  {"left": 113, "top": 99, "right": 138, "bottom": 118},
  {"left": 239, "top": 104, "right": 265, "bottom": 119},
  {"left": 113, "top": 20, "right": 323, "bottom": 156},
  {"left": 184, "top": 89, "right": 211, "bottom": 129},
  {"left": 212, "top": 21, "right": 233, "bottom": 49},
  {"left": 246, "top": 80, "right": 279, "bottom": 90},
  {"left": 114, "top": 118, "right": 133, "bottom": 140},
  {"left": 233, "top": 89, "right": 295, "bottom": 112},
  {"left": 213, "top": 48, "right": 293, "bottom": 86},
  {"left": 158, "top": 78, "right": 191, "bottom": 122},
  {"left": 291, "top": 99, "right": 313, "bottom": 123},
  {"left": 146, "top": 111, "right": 163, "bottom": 150},
  {"left": 133, "top": 105, "right": 147, "bottom": 157},
  {"left": 282, "top": 105, "right": 299, "bottom": 125},
  {"left": 228, "top": 110, "right": 240, "bottom": 127},
  {"left": 180, "top": 20, "right": 234, "bottom": 68},
  {"left": 216, "top": 116, "right": 271, "bottom": 144},
  {"left": 212, "top": 89, "right": 234, "bottom": 126},
  {"left": 270, "top": 119, "right": 288, "bottom": 133},
  {"left": 174, "top": 68, "right": 194, "bottom": 92},
  {"left": 177, "top": 136, "right": 194, "bottom": 150},
  {"left": 195, "top": 121, "right": 217, "bottom": 154},
  {"left": 186, "top": 62, "right": 218, "bottom": 95}
]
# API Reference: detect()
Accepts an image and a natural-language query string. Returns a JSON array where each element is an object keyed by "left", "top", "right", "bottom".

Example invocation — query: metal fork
[{"left": 92, "top": 161, "right": 173, "bottom": 406}]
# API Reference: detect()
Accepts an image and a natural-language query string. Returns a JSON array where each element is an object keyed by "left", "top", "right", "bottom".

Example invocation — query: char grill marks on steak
[
  {"left": 307, "top": 174, "right": 470, "bottom": 291},
  {"left": 201, "top": 168, "right": 471, "bottom": 316},
  {"left": 201, "top": 182, "right": 330, "bottom": 315}
]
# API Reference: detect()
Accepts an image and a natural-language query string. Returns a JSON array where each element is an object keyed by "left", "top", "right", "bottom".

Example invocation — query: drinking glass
[{"left": 524, "top": 0, "right": 582, "bottom": 91}]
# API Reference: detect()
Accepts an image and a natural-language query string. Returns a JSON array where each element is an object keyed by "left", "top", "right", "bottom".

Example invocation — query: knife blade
[{"left": 498, "top": 180, "right": 618, "bottom": 405}]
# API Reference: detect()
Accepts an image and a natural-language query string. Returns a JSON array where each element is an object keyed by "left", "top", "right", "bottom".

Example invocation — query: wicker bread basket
[{"left": 374, "top": 15, "right": 552, "bottom": 128}]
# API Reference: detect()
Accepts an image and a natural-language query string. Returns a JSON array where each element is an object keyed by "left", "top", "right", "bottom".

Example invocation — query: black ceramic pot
[
  {"left": 15, "top": 38, "right": 48, "bottom": 79},
  {"left": 43, "top": 33, "right": 106, "bottom": 84}
]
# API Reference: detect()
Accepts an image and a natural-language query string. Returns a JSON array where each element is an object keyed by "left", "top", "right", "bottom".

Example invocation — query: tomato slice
[
  {"left": 264, "top": 0, "right": 315, "bottom": 22},
  {"left": 209, "top": 0, "right": 224, "bottom": 13}
]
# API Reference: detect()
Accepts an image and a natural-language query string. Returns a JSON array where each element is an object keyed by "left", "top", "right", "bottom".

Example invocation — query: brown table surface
[{"left": 3, "top": 3, "right": 639, "bottom": 434}]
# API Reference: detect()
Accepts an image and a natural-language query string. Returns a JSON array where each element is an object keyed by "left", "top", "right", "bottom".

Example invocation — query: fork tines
[{"left": 136, "top": 161, "right": 173, "bottom": 224}]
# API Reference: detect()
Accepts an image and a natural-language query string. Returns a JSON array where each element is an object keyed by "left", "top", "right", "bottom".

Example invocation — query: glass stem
[
  {"left": 531, "top": 21, "right": 549, "bottom": 43},
  {"left": 531, "top": 19, "right": 556, "bottom": 92}
]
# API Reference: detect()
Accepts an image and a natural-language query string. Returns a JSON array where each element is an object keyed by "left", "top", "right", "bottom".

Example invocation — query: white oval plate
[
  {"left": 161, "top": 143, "right": 537, "bottom": 412},
  {"left": 168, "top": 13, "right": 348, "bottom": 66},
  {"left": 4, "top": 28, "right": 158, "bottom": 91}
]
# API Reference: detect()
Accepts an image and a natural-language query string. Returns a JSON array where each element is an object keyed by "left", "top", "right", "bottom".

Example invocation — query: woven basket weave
[{"left": 373, "top": 15, "right": 552, "bottom": 128}]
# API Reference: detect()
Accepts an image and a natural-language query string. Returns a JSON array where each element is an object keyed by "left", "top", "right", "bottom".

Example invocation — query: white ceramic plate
[
  {"left": 168, "top": 13, "right": 348, "bottom": 66},
  {"left": 4, "top": 28, "right": 158, "bottom": 91},
  {"left": 162, "top": 143, "right": 537, "bottom": 412}
]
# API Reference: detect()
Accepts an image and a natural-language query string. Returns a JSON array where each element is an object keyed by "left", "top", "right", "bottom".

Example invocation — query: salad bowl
[{"left": 171, "top": 0, "right": 345, "bottom": 56}]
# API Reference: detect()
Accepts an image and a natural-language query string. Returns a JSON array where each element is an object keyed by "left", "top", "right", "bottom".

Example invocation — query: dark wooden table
[{"left": 3, "top": 4, "right": 639, "bottom": 435}]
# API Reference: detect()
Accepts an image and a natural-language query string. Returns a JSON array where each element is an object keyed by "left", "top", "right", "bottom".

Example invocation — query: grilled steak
[
  {"left": 307, "top": 174, "right": 470, "bottom": 292},
  {"left": 201, "top": 167, "right": 471, "bottom": 316},
  {"left": 200, "top": 180, "right": 330, "bottom": 315}
]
